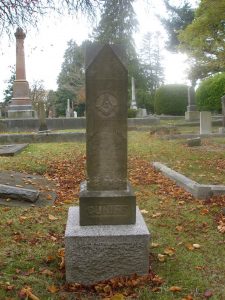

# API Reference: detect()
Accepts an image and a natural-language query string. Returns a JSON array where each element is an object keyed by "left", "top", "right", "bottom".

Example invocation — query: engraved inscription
[
  {"left": 95, "top": 93, "right": 118, "bottom": 117},
  {"left": 87, "top": 205, "right": 128, "bottom": 216}
]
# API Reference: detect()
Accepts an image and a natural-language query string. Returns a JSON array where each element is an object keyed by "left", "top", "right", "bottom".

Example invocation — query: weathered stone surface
[
  {"left": 0, "top": 184, "right": 39, "bottom": 202},
  {"left": 200, "top": 111, "right": 212, "bottom": 134},
  {"left": 80, "top": 44, "right": 136, "bottom": 225},
  {"left": 86, "top": 44, "right": 128, "bottom": 191},
  {"left": 38, "top": 101, "right": 48, "bottom": 132},
  {"left": 187, "top": 137, "right": 201, "bottom": 147},
  {"left": 185, "top": 111, "right": 200, "bottom": 121},
  {"left": 65, "top": 206, "right": 150, "bottom": 285},
  {"left": 0, "top": 170, "right": 56, "bottom": 207},
  {"left": 0, "top": 144, "right": 28, "bottom": 156},
  {"left": 79, "top": 181, "right": 136, "bottom": 225}
]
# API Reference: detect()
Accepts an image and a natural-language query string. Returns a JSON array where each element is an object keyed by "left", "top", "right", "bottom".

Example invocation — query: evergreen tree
[
  {"left": 159, "top": 0, "right": 195, "bottom": 52},
  {"left": 92, "top": 0, "right": 138, "bottom": 60},
  {"left": 140, "top": 31, "right": 164, "bottom": 93},
  {"left": 138, "top": 32, "right": 164, "bottom": 112},
  {"left": 3, "top": 66, "right": 15, "bottom": 104},
  {"left": 56, "top": 39, "right": 91, "bottom": 116}
]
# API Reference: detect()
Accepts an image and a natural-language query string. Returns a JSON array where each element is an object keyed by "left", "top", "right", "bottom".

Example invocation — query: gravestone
[
  {"left": 219, "top": 95, "right": 225, "bottom": 134},
  {"left": 66, "top": 99, "right": 71, "bottom": 118},
  {"left": 0, "top": 144, "right": 28, "bottom": 156},
  {"left": 7, "top": 28, "right": 34, "bottom": 119},
  {"left": 65, "top": 44, "right": 150, "bottom": 285},
  {"left": 38, "top": 101, "right": 48, "bottom": 132},
  {"left": 200, "top": 111, "right": 212, "bottom": 134},
  {"left": 130, "top": 77, "right": 137, "bottom": 110},
  {"left": 185, "top": 86, "right": 200, "bottom": 121}
]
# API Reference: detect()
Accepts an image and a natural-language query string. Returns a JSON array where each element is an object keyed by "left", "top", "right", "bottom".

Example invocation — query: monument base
[
  {"left": 219, "top": 127, "right": 225, "bottom": 134},
  {"left": 65, "top": 206, "right": 150, "bottom": 285},
  {"left": 185, "top": 111, "right": 200, "bottom": 121},
  {"left": 79, "top": 181, "right": 136, "bottom": 225},
  {"left": 7, "top": 110, "right": 34, "bottom": 119}
]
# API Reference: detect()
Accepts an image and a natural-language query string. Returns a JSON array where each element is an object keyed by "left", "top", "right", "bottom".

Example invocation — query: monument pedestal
[
  {"left": 185, "top": 111, "right": 200, "bottom": 121},
  {"left": 65, "top": 206, "right": 150, "bottom": 285},
  {"left": 79, "top": 181, "right": 136, "bottom": 225}
]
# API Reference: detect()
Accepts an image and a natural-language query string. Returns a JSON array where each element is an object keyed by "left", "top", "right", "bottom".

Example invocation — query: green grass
[{"left": 0, "top": 133, "right": 224, "bottom": 299}]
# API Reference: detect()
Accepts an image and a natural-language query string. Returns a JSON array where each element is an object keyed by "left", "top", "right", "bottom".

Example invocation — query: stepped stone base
[
  {"left": 65, "top": 206, "right": 150, "bottom": 285},
  {"left": 185, "top": 111, "right": 200, "bottom": 121}
]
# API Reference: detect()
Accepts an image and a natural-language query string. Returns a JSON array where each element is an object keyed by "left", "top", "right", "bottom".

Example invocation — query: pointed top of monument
[
  {"left": 15, "top": 27, "right": 26, "bottom": 39},
  {"left": 85, "top": 43, "right": 127, "bottom": 70}
]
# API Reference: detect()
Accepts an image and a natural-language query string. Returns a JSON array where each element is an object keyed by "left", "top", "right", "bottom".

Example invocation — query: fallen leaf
[
  {"left": 47, "top": 284, "right": 59, "bottom": 293},
  {"left": 185, "top": 243, "right": 194, "bottom": 251},
  {"left": 19, "top": 287, "right": 40, "bottom": 300},
  {"left": 169, "top": 286, "right": 182, "bottom": 292},
  {"left": 158, "top": 254, "right": 166, "bottom": 262},
  {"left": 48, "top": 214, "right": 58, "bottom": 221},
  {"left": 140, "top": 209, "right": 148, "bottom": 214},
  {"left": 181, "top": 295, "right": 193, "bottom": 300},
  {"left": 151, "top": 242, "right": 160, "bottom": 248},
  {"left": 175, "top": 225, "right": 183, "bottom": 232},
  {"left": 152, "top": 212, "right": 162, "bottom": 218},
  {"left": 193, "top": 243, "right": 201, "bottom": 249},
  {"left": 110, "top": 293, "right": 125, "bottom": 300},
  {"left": 164, "top": 247, "right": 176, "bottom": 256}
]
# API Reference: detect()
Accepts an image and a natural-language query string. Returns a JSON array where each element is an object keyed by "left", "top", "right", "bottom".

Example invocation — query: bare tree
[{"left": 0, "top": 0, "right": 100, "bottom": 35}]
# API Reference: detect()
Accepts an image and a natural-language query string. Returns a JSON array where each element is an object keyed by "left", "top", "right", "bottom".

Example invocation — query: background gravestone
[
  {"left": 65, "top": 44, "right": 150, "bottom": 285},
  {"left": 200, "top": 111, "right": 212, "bottom": 134},
  {"left": 7, "top": 28, "right": 34, "bottom": 119},
  {"left": 185, "top": 86, "right": 200, "bottom": 121}
]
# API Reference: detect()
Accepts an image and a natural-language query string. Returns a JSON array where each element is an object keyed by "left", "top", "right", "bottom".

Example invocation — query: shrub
[
  {"left": 154, "top": 84, "right": 188, "bottom": 115},
  {"left": 128, "top": 108, "right": 137, "bottom": 118},
  {"left": 196, "top": 73, "right": 225, "bottom": 113}
]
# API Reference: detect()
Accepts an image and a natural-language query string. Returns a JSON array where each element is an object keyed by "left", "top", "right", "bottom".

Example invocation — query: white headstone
[
  {"left": 130, "top": 77, "right": 137, "bottom": 110},
  {"left": 73, "top": 111, "right": 77, "bottom": 118},
  {"left": 200, "top": 111, "right": 212, "bottom": 134}
]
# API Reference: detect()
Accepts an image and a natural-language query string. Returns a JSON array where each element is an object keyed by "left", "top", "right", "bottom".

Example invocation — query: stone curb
[
  {"left": 161, "top": 133, "right": 225, "bottom": 140},
  {"left": 0, "top": 132, "right": 86, "bottom": 144},
  {"left": 152, "top": 162, "right": 225, "bottom": 200}
]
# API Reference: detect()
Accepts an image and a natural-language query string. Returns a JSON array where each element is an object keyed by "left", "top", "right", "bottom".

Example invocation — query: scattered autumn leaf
[
  {"left": 110, "top": 293, "right": 125, "bottom": 300},
  {"left": 47, "top": 284, "right": 59, "bottom": 293},
  {"left": 140, "top": 209, "right": 148, "bottom": 214},
  {"left": 151, "top": 242, "right": 160, "bottom": 248},
  {"left": 19, "top": 287, "right": 40, "bottom": 300},
  {"left": 193, "top": 243, "right": 201, "bottom": 249},
  {"left": 48, "top": 214, "right": 58, "bottom": 221},
  {"left": 169, "top": 286, "right": 182, "bottom": 292},
  {"left": 164, "top": 247, "right": 176, "bottom": 256},
  {"left": 176, "top": 225, "right": 183, "bottom": 232},
  {"left": 158, "top": 254, "right": 166, "bottom": 262}
]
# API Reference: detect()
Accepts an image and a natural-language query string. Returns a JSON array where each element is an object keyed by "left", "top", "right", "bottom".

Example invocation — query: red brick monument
[{"left": 8, "top": 28, "right": 34, "bottom": 119}]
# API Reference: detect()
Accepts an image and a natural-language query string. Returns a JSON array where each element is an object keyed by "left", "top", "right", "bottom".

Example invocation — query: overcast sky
[{"left": 0, "top": 0, "right": 198, "bottom": 102}]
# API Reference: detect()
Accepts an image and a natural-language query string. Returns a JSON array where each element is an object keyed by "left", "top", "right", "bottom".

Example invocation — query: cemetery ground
[{"left": 0, "top": 132, "right": 224, "bottom": 299}]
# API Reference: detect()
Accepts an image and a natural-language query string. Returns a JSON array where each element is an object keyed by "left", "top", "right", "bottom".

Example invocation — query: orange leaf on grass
[
  {"left": 47, "top": 284, "right": 59, "bottom": 293},
  {"left": 169, "top": 286, "right": 182, "bottom": 292}
]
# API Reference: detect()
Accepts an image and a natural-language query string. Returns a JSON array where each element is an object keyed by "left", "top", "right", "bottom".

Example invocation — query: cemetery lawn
[{"left": 0, "top": 133, "right": 224, "bottom": 299}]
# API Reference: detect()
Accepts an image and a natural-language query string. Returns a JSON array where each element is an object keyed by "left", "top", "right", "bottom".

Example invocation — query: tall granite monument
[
  {"left": 65, "top": 44, "right": 150, "bottom": 284},
  {"left": 8, "top": 28, "right": 34, "bottom": 119},
  {"left": 185, "top": 86, "right": 199, "bottom": 121}
]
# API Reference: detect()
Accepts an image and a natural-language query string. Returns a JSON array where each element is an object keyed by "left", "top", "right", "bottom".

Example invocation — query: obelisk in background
[{"left": 8, "top": 28, "right": 34, "bottom": 119}]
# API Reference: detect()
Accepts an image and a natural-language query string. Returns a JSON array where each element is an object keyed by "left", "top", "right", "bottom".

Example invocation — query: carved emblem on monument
[{"left": 95, "top": 93, "right": 118, "bottom": 117}]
